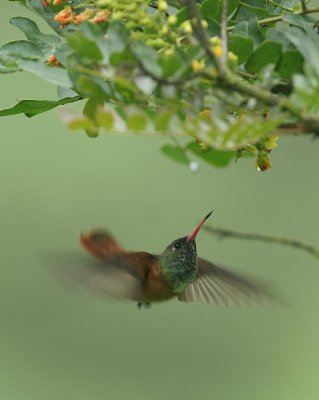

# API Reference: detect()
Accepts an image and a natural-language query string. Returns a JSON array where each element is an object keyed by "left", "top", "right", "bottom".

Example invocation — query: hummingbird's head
[
  {"left": 161, "top": 235, "right": 197, "bottom": 269},
  {"left": 159, "top": 211, "right": 213, "bottom": 292}
]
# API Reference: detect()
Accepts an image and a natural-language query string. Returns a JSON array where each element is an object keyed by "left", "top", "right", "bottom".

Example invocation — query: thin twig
[
  {"left": 301, "top": 0, "right": 308, "bottom": 12},
  {"left": 221, "top": 0, "right": 228, "bottom": 64},
  {"left": 227, "top": 6, "right": 319, "bottom": 31},
  {"left": 204, "top": 226, "right": 319, "bottom": 261}
]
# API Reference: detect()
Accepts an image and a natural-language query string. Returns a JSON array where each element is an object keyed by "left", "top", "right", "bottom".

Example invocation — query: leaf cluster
[{"left": 1, "top": 0, "right": 319, "bottom": 170}]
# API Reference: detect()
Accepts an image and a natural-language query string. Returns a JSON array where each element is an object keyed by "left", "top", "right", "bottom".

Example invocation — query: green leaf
[
  {"left": 159, "top": 52, "right": 183, "bottom": 79},
  {"left": 83, "top": 96, "right": 104, "bottom": 136},
  {"left": 79, "top": 76, "right": 111, "bottom": 99},
  {"left": 276, "top": 50, "right": 303, "bottom": 79},
  {"left": 283, "top": 13, "right": 316, "bottom": 30},
  {"left": 66, "top": 31, "right": 103, "bottom": 61},
  {"left": 235, "top": 0, "right": 272, "bottom": 21},
  {"left": 18, "top": 60, "right": 72, "bottom": 87},
  {"left": 10, "top": 17, "right": 60, "bottom": 57},
  {"left": 0, "top": 40, "right": 43, "bottom": 72},
  {"left": 131, "top": 42, "right": 162, "bottom": 78},
  {"left": 228, "top": 0, "right": 242, "bottom": 18},
  {"left": 0, "top": 96, "right": 81, "bottom": 118},
  {"left": 57, "top": 86, "right": 78, "bottom": 99},
  {"left": 83, "top": 97, "right": 103, "bottom": 120},
  {"left": 266, "top": 27, "right": 295, "bottom": 51},
  {"left": 233, "top": 18, "right": 264, "bottom": 46},
  {"left": 201, "top": 0, "right": 240, "bottom": 21},
  {"left": 96, "top": 109, "right": 114, "bottom": 129},
  {"left": 161, "top": 144, "right": 189, "bottom": 165},
  {"left": 245, "top": 40, "right": 282, "bottom": 74},
  {"left": 126, "top": 112, "right": 148, "bottom": 131},
  {"left": 282, "top": 17, "right": 319, "bottom": 78},
  {"left": 228, "top": 35, "right": 254, "bottom": 64},
  {"left": 106, "top": 21, "right": 130, "bottom": 59},
  {"left": 66, "top": 54, "right": 111, "bottom": 98},
  {"left": 69, "top": 118, "right": 96, "bottom": 131},
  {"left": 59, "top": 109, "right": 97, "bottom": 131},
  {"left": 201, "top": 0, "right": 221, "bottom": 21},
  {"left": 239, "top": 2, "right": 272, "bottom": 17},
  {"left": 187, "top": 142, "right": 236, "bottom": 167},
  {"left": 154, "top": 110, "right": 176, "bottom": 131},
  {"left": 175, "top": 7, "right": 188, "bottom": 25}
]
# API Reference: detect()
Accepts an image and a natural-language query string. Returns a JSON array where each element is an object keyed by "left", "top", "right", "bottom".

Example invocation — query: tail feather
[{"left": 80, "top": 230, "right": 124, "bottom": 260}]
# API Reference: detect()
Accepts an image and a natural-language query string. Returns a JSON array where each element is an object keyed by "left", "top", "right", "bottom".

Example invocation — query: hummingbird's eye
[{"left": 173, "top": 241, "right": 181, "bottom": 250}]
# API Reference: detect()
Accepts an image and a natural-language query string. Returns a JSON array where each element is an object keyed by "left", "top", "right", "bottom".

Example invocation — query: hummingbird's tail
[{"left": 80, "top": 229, "right": 125, "bottom": 260}]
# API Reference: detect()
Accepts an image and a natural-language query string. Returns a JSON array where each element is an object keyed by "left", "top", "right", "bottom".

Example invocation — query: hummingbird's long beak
[{"left": 187, "top": 210, "right": 213, "bottom": 241}]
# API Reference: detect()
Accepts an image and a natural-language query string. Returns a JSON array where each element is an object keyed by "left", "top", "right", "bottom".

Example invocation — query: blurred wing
[
  {"left": 178, "top": 258, "right": 273, "bottom": 306},
  {"left": 65, "top": 251, "right": 157, "bottom": 302}
]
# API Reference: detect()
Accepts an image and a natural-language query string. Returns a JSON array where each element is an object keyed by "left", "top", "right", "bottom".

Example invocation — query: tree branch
[{"left": 204, "top": 226, "right": 319, "bottom": 261}]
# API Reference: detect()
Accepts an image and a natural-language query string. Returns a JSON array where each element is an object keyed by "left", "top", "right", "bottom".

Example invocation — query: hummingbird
[{"left": 74, "top": 211, "right": 270, "bottom": 308}]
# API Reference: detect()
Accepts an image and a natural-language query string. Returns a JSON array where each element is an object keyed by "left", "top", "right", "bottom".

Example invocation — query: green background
[{"left": 1, "top": 3, "right": 319, "bottom": 400}]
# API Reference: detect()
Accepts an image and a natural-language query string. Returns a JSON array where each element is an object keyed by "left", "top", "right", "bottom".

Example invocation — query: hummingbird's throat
[{"left": 187, "top": 210, "right": 213, "bottom": 241}]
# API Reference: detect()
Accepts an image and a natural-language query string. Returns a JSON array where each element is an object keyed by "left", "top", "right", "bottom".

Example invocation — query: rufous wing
[{"left": 178, "top": 258, "right": 273, "bottom": 306}]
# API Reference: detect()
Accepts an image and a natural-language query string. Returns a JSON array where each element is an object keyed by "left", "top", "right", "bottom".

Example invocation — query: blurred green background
[{"left": 1, "top": 3, "right": 319, "bottom": 400}]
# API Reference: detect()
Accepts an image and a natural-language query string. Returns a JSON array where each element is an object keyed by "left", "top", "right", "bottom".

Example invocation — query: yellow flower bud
[
  {"left": 191, "top": 59, "right": 206, "bottom": 72},
  {"left": 161, "top": 25, "right": 169, "bottom": 35},
  {"left": 158, "top": 0, "right": 167, "bottom": 11},
  {"left": 163, "top": 48, "right": 174, "bottom": 56},
  {"left": 168, "top": 15, "right": 177, "bottom": 25},
  {"left": 212, "top": 45, "right": 223, "bottom": 58},
  {"left": 228, "top": 51, "right": 238, "bottom": 64},
  {"left": 181, "top": 20, "right": 192, "bottom": 33},
  {"left": 209, "top": 36, "right": 221, "bottom": 46},
  {"left": 201, "top": 19, "right": 208, "bottom": 29}
]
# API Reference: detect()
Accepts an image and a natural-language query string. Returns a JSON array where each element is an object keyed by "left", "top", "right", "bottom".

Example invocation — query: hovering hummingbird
[{"left": 75, "top": 211, "right": 270, "bottom": 308}]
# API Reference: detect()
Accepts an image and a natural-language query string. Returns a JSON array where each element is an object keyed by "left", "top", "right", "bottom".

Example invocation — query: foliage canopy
[{"left": 2, "top": 0, "right": 319, "bottom": 170}]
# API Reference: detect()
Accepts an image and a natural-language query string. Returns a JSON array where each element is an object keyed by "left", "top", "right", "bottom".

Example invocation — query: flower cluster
[{"left": 53, "top": 5, "right": 110, "bottom": 26}]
